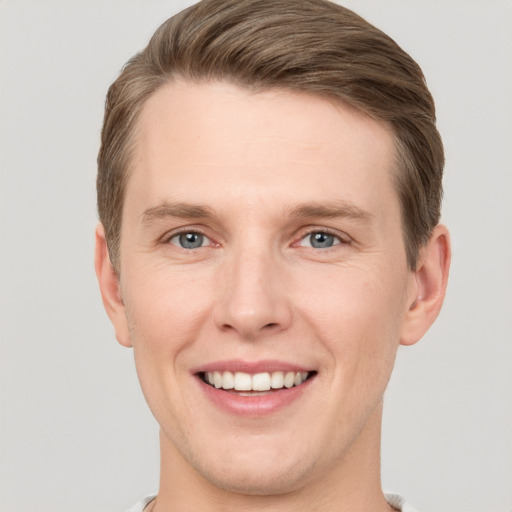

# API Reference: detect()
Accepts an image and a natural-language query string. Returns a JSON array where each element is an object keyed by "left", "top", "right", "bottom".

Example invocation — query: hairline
[{"left": 109, "top": 75, "right": 418, "bottom": 273}]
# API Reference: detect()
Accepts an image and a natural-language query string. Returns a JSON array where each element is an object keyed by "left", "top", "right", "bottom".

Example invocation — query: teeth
[
  {"left": 284, "top": 372, "right": 295, "bottom": 388},
  {"left": 204, "top": 370, "right": 309, "bottom": 391},
  {"left": 270, "top": 371, "right": 284, "bottom": 389},
  {"left": 234, "top": 372, "right": 252, "bottom": 391},
  {"left": 221, "top": 371, "right": 234, "bottom": 390},
  {"left": 252, "top": 372, "right": 271, "bottom": 391},
  {"left": 213, "top": 371, "right": 222, "bottom": 389}
]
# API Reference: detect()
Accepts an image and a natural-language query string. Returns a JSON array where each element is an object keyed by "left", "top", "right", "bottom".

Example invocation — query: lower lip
[{"left": 196, "top": 376, "right": 314, "bottom": 417}]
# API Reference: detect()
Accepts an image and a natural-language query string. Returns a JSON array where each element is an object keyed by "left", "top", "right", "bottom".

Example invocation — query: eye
[
  {"left": 169, "top": 231, "right": 211, "bottom": 249},
  {"left": 298, "top": 231, "right": 344, "bottom": 249}
]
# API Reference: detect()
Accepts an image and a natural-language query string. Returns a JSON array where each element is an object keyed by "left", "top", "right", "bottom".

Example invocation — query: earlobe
[
  {"left": 400, "top": 224, "right": 451, "bottom": 346},
  {"left": 94, "top": 224, "right": 132, "bottom": 348}
]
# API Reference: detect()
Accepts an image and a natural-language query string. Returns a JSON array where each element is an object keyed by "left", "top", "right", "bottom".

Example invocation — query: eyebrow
[
  {"left": 285, "top": 201, "right": 374, "bottom": 222},
  {"left": 140, "top": 199, "right": 373, "bottom": 226},
  {"left": 141, "top": 202, "right": 214, "bottom": 225}
]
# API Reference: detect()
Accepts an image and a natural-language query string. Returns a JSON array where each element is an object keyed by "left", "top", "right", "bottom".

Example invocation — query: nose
[{"left": 214, "top": 245, "right": 292, "bottom": 340}]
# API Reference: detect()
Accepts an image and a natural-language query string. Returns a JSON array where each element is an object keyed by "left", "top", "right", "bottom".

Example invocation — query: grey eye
[
  {"left": 297, "top": 231, "right": 343, "bottom": 249},
  {"left": 309, "top": 232, "right": 336, "bottom": 248},
  {"left": 170, "top": 232, "right": 207, "bottom": 249}
]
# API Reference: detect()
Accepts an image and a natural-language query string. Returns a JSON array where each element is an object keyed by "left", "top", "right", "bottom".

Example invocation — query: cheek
[
  {"left": 122, "top": 270, "right": 213, "bottom": 421},
  {"left": 121, "top": 268, "right": 217, "bottom": 405},
  {"left": 299, "top": 264, "right": 408, "bottom": 371},
  {"left": 123, "top": 268, "right": 212, "bottom": 343}
]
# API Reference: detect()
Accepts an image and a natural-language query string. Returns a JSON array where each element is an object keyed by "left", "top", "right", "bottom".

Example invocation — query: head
[
  {"left": 95, "top": 0, "right": 450, "bottom": 503},
  {"left": 97, "top": 0, "right": 444, "bottom": 274}
]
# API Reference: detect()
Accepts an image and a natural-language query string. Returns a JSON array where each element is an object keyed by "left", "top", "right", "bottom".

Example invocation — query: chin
[
  {"left": 198, "top": 457, "right": 314, "bottom": 496},
  {"left": 173, "top": 432, "right": 317, "bottom": 496}
]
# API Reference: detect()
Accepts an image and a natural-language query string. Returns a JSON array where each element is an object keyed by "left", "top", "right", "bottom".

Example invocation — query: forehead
[{"left": 127, "top": 80, "right": 398, "bottom": 222}]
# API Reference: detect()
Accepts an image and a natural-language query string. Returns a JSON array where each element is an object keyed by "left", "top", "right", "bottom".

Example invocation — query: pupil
[
  {"left": 180, "top": 232, "right": 203, "bottom": 248},
  {"left": 311, "top": 232, "right": 334, "bottom": 248}
]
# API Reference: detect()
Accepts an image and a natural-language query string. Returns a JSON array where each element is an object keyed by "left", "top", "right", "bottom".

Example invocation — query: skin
[{"left": 96, "top": 80, "right": 450, "bottom": 512}]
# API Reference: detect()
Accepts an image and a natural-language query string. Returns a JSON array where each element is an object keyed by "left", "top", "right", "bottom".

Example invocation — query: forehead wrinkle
[{"left": 140, "top": 201, "right": 215, "bottom": 226}]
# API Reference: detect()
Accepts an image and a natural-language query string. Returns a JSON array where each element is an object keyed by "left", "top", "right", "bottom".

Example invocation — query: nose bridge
[{"left": 214, "top": 240, "right": 291, "bottom": 339}]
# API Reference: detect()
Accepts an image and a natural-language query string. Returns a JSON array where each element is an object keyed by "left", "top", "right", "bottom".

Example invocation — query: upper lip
[{"left": 191, "top": 359, "right": 313, "bottom": 375}]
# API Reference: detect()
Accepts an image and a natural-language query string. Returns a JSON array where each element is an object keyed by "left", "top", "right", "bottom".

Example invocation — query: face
[{"left": 103, "top": 81, "right": 420, "bottom": 495}]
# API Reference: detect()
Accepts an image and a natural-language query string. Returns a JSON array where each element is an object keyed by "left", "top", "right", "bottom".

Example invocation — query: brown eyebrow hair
[
  {"left": 141, "top": 202, "right": 214, "bottom": 225},
  {"left": 141, "top": 199, "right": 373, "bottom": 226},
  {"left": 286, "top": 201, "right": 374, "bottom": 222}
]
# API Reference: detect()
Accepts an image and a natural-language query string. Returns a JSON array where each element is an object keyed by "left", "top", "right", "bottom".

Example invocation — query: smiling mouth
[{"left": 199, "top": 370, "right": 316, "bottom": 394}]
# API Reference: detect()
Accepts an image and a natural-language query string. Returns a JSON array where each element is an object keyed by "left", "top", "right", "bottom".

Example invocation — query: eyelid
[
  {"left": 161, "top": 226, "right": 217, "bottom": 247},
  {"left": 159, "top": 225, "right": 350, "bottom": 249},
  {"left": 294, "top": 226, "right": 351, "bottom": 247}
]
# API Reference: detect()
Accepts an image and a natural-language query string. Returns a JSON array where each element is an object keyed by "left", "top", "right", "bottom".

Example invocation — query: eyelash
[
  {"left": 162, "top": 227, "right": 350, "bottom": 251},
  {"left": 163, "top": 228, "right": 214, "bottom": 249},
  {"left": 294, "top": 228, "right": 350, "bottom": 250}
]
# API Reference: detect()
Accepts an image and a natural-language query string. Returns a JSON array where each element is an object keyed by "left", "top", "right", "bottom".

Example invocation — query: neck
[{"left": 152, "top": 402, "right": 393, "bottom": 512}]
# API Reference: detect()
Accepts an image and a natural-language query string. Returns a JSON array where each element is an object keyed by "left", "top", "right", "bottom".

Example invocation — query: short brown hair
[{"left": 97, "top": 0, "right": 444, "bottom": 271}]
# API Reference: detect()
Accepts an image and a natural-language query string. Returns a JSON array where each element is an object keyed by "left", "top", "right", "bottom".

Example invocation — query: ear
[
  {"left": 400, "top": 224, "right": 451, "bottom": 346},
  {"left": 94, "top": 223, "right": 132, "bottom": 347}
]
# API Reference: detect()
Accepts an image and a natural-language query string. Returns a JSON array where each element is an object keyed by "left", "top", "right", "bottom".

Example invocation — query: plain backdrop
[{"left": 1, "top": 1, "right": 511, "bottom": 511}]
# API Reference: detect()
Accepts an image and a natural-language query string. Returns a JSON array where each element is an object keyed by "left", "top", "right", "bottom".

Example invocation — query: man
[{"left": 95, "top": 1, "right": 450, "bottom": 510}]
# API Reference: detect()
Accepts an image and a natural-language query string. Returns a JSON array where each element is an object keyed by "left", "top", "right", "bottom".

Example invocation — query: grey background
[{"left": 1, "top": 1, "right": 511, "bottom": 511}]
